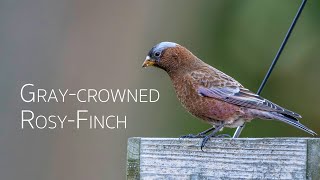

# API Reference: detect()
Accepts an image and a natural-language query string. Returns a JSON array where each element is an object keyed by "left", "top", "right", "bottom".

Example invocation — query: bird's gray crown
[{"left": 148, "top": 42, "right": 177, "bottom": 61}]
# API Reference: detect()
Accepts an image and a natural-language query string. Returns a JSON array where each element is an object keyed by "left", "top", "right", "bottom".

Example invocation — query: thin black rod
[
  {"left": 233, "top": 0, "right": 307, "bottom": 138},
  {"left": 256, "top": 0, "right": 307, "bottom": 95}
]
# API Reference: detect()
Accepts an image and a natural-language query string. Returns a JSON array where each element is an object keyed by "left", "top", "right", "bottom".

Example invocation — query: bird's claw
[
  {"left": 180, "top": 134, "right": 196, "bottom": 138},
  {"left": 180, "top": 133, "right": 206, "bottom": 139},
  {"left": 200, "top": 136, "right": 211, "bottom": 151},
  {"left": 200, "top": 133, "right": 231, "bottom": 151}
]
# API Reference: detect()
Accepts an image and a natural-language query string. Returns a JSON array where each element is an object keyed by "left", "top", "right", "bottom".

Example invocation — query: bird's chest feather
[{"left": 171, "top": 75, "right": 243, "bottom": 123}]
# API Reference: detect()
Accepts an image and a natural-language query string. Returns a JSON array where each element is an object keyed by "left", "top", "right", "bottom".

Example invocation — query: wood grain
[{"left": 127, "top": 138, "right": 320, "bottom": 180}]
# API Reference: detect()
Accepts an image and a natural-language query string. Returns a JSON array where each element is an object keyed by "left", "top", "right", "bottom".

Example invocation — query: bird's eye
[{"left": 154, "top": 51, "right": 161, "bottom": 57}]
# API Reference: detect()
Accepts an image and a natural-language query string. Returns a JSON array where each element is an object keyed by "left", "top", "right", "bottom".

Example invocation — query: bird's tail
[
  {"left": 253, "top": 110, "right": 317, "bottom": 136},
  {"left": 271, "top": 112, "right": 317, "bottom": 136}
]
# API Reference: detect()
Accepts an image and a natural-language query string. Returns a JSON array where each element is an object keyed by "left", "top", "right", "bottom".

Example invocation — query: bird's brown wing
[{"left": 190, "top": 67, "right": 302, "bottom": 119}]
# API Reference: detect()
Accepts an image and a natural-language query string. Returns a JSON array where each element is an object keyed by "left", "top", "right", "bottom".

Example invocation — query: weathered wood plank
[
  {"left": 127, "top": 137, "right": 141, "bottom": 180},
  {"left": 306, "top": 139, "right": 320, "bottom": 180},
  {"left": 127, "top": 138, "right": 320, "bottom": 180}
]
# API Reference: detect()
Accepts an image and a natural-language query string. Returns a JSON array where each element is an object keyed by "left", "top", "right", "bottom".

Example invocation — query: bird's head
[{"left": 142, "top": 42, "right": 200, "bottom": 73}]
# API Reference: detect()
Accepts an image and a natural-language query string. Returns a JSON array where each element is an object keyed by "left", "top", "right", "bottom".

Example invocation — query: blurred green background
[{"left": 1, "top": 0, "right": 319, "bottom": 179}]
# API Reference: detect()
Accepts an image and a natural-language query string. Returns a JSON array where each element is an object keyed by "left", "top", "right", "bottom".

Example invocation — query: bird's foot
[
  {"left": 200, "top": 133, "right": 231, "bottom": 151},
  {"left": 180, "top": 127, "right": 216, "bottom": 139},
  {"left": 180, "top": 133, "right": 206, "bottom": 139},
  {"left": 200, "top": 136, "right": 211, "bottom": 151}
]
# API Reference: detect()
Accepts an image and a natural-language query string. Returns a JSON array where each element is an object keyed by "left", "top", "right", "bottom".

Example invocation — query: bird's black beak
[{"left": 142, "top": 56, "right": 155, "bottom": 68}]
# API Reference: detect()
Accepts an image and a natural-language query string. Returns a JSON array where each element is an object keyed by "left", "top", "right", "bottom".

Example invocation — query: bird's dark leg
[
  {"left": 200, "top": 123, "right": 225, "bottom": 151},
  {"left": 180, "top": 126, "right": 215, "bottom": 138}
]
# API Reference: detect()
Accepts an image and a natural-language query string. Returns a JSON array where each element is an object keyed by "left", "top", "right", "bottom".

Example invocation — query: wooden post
[{"left": 127, "top": 138, "right": 320, "bottom": 180}]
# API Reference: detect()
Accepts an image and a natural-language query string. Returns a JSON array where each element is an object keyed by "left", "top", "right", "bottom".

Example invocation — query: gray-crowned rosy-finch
[{"left": 142, "top": 42, "right": 316, "bottom": 149}]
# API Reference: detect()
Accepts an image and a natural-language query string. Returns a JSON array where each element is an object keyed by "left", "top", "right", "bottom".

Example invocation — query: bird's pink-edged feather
[{"left": 190, "top": 67, "right": 302, "bottom": 119}]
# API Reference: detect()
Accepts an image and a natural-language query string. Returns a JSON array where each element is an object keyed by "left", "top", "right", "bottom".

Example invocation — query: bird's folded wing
[{"left": 190, "top": 70, "right": 302, "bottom": 119}]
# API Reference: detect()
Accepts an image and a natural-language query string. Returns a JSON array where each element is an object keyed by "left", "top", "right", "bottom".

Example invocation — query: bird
[{"left": 142, "top": 41, "right": 317, "bottom": 150}]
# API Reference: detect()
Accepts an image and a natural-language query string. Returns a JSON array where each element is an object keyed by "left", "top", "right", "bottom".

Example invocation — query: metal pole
[{"left": 233, "top": 0, "right": 308, "bottom": 138}]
